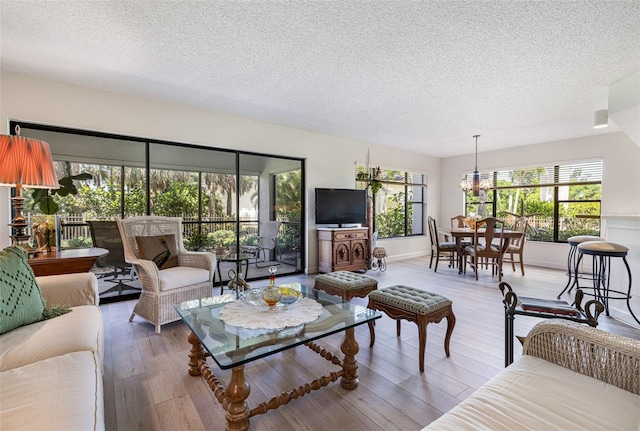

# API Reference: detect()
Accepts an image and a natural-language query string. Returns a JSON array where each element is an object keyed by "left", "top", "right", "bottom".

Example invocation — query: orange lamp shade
[{"left": 0, "top": 135, "right": 58, "bottom": 188}]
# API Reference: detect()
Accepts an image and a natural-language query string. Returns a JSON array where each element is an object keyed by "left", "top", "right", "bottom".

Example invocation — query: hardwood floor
[{"left": 101, "top": 257, "right": 640, "bottom": 431}]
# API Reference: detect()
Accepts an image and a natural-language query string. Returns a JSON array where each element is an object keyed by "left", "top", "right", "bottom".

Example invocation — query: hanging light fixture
[{"left": 459, "top": 135, "right": 491, "bottom": 196}]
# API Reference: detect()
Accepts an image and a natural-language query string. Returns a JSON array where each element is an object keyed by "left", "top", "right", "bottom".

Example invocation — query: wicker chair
[{"left": 117, "top": 216, "right": 215, "bottom": 334}]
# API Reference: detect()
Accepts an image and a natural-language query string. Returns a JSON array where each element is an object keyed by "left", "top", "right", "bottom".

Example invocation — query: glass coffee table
[{"left": 174, "top": 283, "right": 381, "bottom": 430}]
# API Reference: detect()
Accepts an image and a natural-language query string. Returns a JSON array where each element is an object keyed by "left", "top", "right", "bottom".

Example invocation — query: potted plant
[{"left": 30, "top": 162, "right": 92, "bottom": 251}]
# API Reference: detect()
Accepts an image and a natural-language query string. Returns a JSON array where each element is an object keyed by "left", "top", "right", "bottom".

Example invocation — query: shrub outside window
[
  {"left": 463, "top": 160, "right": 602, "bottom": 243},
  {"left": 356, "top": 166, "right": 425, "bottom": 239}
]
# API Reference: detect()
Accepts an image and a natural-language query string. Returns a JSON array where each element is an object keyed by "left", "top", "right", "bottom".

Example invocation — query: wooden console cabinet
[{"left": 318, "top": 227, "right": 369, "bottom": 273}]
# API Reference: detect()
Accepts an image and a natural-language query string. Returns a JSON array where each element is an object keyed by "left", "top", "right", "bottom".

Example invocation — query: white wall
[
  {"left": 0, "top": 71, "right": 440, "bottom": 271},
  {"left": 440, "top": 133, "right": 640, "bottom": 270}
]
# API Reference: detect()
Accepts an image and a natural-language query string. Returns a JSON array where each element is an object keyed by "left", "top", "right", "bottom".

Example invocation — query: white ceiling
[{"left": 1, "top": 1, "right": 639, "bottom": 158}]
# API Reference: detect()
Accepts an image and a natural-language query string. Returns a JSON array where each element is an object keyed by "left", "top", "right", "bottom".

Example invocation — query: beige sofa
[
  {"left": 0, "top": 272, "right": 104, "bottom": 431},
  {"left": 423, "top": 320, "right": 640, "bottom": 431}
]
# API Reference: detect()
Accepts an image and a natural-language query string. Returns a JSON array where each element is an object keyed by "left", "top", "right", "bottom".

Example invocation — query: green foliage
[
  {"left": 152, "top": 181, "right": 207, "bottom": 217},
  {"left": 31, "top": 162, "right": 93, "bottom": 215},
  {"left": 210, "top": 230, "right": 236, "bottom": 248},
  {"left": 66, "top": 236, "right": 93, "bottom": 248},
  {"left": 376, "top": 192, "right": 409, "bottom": 238},
  {"left": 278, "top": 224, "right": 301, "bottom": 252},
  {"left": 370, "top": 179, "right": 382, "bottom": 195},
  {"left": 185, "top": 229, "right": 211, "bottom": 251},
  {"left": 275, "top": 170, "right": 302, "bottom": 222}
]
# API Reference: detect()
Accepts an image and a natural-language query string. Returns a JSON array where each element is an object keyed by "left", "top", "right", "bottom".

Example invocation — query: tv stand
[{"left": 317, "top": 227, "right": 369, "bottom": 273}]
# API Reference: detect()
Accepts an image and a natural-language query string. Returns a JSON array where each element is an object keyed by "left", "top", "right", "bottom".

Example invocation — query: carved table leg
[
  {"left": 187, "top": 331, "right": 205, "bottom": 376},
  {"left": 226, "top": 365, "right": 250, "bottom": 431},
  {"left": 340, "top": 327, "right": 359, "bottom": 390}
]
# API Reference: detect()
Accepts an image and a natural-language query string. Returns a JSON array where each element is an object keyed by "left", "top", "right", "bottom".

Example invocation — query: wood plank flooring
[{"left": 101, "top": 257, "right": 640, "bottom": 431}]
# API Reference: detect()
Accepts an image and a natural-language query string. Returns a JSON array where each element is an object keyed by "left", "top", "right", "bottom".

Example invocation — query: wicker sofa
[
  {"left": 423, "top": 320, "right": 640, "bottom": 430},
  {"left": 0, "top": 271, "right": 104, "bottom": 430}
]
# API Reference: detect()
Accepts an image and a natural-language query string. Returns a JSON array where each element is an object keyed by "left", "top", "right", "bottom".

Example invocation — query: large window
[
  {"left": 11, "top": 120, "right": 305, "bottom": 281},
  {"left": 355, "top": 166, "right": 425, "bottom": 239},
  {"left": 462, "top": 160, "right": 602, "bottom": 242}
]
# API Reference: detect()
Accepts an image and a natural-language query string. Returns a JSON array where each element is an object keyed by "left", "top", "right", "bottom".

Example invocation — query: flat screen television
[{"left": 315, "top": 188, "right": 367, "bottom": 226}]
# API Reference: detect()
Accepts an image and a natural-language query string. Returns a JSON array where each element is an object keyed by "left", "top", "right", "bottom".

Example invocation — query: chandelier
[{"left": 458, "top": 135, "right": 491, "bottom": 196}]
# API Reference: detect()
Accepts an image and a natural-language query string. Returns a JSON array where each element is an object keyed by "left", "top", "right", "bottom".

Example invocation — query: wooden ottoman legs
[{"left": 368, "top": 303, "right": 456, "bottom": 372}]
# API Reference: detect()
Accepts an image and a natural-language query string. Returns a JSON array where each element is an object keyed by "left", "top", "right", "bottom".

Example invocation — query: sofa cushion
[
  {"left": 0, "top": 246, "right": 45, "bottom": 335},
  {"left": 0, "top": 305, "right": 103, "bottom": 372},
  {"left": 136, "top": 234, "right": 179, "bottom": 269},
  {"left": 422, "top": 355, "right": 640, "bottom": 430},
  {"left": 0, "top": 350, "right": 104, "bottom": 431}
]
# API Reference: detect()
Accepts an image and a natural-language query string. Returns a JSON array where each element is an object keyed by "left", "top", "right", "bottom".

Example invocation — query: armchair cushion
[
  {"left": 157, "top": 266, "right": 210, "bottom": 292},
  {"left": 0, "top": 247, "right": 45, "bottom": 335},
  {"left": 135, "top": 234, "right": 179, "bottom": 269}
]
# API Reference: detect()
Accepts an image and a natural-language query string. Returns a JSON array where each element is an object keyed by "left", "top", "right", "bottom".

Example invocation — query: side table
[
  {"left": 499, "top": 281, "right": 604, "bottom": 367},
  {"left": 216, "top": 253, "right": 252, "bottom": 292},
  {"left": 28, "top": 247, "right": 109, "bottom": 276}
]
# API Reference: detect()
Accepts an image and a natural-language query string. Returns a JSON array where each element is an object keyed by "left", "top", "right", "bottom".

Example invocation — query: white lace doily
[{"left": 219, "top": 297, "right": 323, "bottom": 330}]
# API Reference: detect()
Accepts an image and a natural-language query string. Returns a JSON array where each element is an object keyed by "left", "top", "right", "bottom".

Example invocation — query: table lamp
[{"left": 0, "top": 128, "right": 58, "bottom": 249}]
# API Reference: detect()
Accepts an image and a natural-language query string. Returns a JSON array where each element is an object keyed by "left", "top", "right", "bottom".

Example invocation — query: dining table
[{"left": 445, "top": 228, "right": 524, "bottom": 275}]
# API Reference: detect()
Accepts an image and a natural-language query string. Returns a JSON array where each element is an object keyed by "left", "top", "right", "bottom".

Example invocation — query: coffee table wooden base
[{"left": 186, "top": 328, "right": 360, "bottom": 430}]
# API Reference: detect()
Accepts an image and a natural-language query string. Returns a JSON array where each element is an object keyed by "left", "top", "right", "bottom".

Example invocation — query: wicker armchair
[{"left": 117, "top": 216, "right": 215, "bottom": 334}]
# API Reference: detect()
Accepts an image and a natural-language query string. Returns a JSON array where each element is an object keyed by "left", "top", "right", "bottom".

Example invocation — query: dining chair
[
  {"left": 118, "top": 216, "right": 216, "bottom": 334},
  {"left": 451, "top": 214, "right": 472, "bottom": 248},
  {"left": 451, "top": 215, "right": 466, "bottom": 229},
  {"left": 503, "top": 216, "right": 528, "bottom": 276},
  {"left": 463, "top": 217, "right": 506, "bottom": 281},
  {"left": 428, "top": 216, "right": 457, "bottom": 272}
]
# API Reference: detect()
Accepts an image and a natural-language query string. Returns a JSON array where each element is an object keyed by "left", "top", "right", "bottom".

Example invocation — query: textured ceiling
[{"left": 1, "top": 1, "right": 639, "bottom": 158}]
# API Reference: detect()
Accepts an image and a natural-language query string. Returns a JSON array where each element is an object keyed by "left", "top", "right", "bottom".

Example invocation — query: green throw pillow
[
  {"left": 136, "top": 234, "right": 179, "bottom": 269},
  {"left": 0, "top": 246, "right": 46, "bottom": 335}
]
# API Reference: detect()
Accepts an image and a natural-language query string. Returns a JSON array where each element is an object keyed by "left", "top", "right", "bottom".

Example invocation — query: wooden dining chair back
[
  {"left": 463, "top": 217, "right": 506, "bottom": 281},
  {"left": 451, "top": 215, "right": 466, "bottom": 229},
  {"left": 451, "top": 214, "right": 472, "bottom": 247},
  {"left": 428, "top": 216, "right": 457, "bottom": 272},
  {"left": 503, "top": 216, "right": 528, "bottom": 276}
]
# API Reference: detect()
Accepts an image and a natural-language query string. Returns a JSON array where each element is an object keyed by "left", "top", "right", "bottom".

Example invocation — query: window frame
[
  {"left": 355, "top": 166, "right": 426, "bottom": 239},
  {"left": 462, "top": 160, "right": 602, "bottom": 243}
]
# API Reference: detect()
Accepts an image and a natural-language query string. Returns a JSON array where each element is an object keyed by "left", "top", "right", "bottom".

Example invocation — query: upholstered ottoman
[
  {"left": 367, "top": 285, "right": 455, "bottom": 372},
  {"left": 314, "top": 271, "right": 378, "bottom": 301}
]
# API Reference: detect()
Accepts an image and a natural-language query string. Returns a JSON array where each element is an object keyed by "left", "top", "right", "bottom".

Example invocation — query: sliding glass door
[{"left": 10, "top": 120, "right": 305, "bottom": 294}]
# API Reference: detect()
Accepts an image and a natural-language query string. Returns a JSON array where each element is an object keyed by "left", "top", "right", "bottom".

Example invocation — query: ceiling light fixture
[
  {"left": 459, "top": 134, "right": 491, "bottom": 197},
  {"left": 593, "top": 109, "right": 608, "bottom": 128}
]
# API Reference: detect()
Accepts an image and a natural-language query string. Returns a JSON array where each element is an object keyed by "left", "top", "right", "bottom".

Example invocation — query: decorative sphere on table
[{"left": 262, "top": 265, "right": 281, "bottom": 306}]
